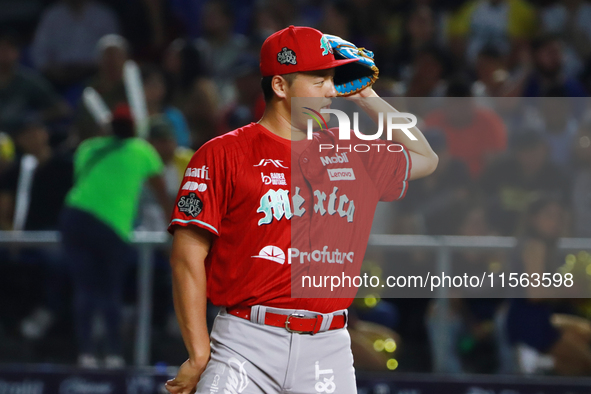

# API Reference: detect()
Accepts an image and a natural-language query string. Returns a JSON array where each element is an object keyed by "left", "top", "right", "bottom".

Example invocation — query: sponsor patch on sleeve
[
  {"left": 177, "top": 192, "right": 203, "bottom": 217},
  {"left": 182, "top": 181, "right": 207, "bottom": 192}
]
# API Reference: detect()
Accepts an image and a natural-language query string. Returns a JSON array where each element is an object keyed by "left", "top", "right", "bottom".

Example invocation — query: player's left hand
[
  {"left": 165, "top": 357, "right": 208, "bottom": 394},
  {"left": 324, "top": 34, "right": 379, "bottom": 96}
]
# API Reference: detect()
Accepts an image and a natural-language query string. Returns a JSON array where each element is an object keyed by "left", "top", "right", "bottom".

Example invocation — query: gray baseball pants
[{"left": 195, "top": 306, "right": 357, "bottom": 394}]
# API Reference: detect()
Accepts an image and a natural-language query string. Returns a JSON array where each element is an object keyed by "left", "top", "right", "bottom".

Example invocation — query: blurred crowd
[{"left": 1, "top": 0, "right": 591, "bottom": 377}]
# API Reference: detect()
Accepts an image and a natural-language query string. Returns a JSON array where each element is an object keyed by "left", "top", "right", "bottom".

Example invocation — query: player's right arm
[
  {"left": 165, "top": 135, "right": 235, "bottom": 393},
  {"left": 166, "top": 226, "right": 212, "bottom": 394}
]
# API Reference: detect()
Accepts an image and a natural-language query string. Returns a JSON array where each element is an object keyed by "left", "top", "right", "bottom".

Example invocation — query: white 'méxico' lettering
[
  {"left": 256, "top": 188, "right": 354, "bottom": 224},
  {"left": 314, "top": 187, "right": 355, "bottom": 222},
  {"left": 257, "top": 189, "right": 293, "bottom": 225}
]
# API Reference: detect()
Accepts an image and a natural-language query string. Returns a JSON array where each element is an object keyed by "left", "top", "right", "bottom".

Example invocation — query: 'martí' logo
[{"left": 303, "top": 107, "right": 328, "bottom": 131}]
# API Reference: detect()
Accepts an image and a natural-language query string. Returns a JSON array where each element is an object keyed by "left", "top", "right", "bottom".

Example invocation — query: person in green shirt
[{"left": 60, "top": 103, "right": 169, "bottom": 368}]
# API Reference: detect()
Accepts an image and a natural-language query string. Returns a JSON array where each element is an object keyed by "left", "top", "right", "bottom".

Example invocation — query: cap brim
[
  {"left": 307, "top": 57, "right": 358, "bottom": 72},
  {"left": 262, "top": 57, "right": 360, "bottom": 77}
]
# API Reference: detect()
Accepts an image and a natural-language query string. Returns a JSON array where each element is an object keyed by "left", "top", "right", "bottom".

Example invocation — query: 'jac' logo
[
  {"left": 305, "top": 108, "right": 417, "bottom": 141},
  {"left": 254, "top": 159, "right": 288, "bottom": 168},
  {"left": 321, "top": 153, "right": 348, "bottom": 166}
]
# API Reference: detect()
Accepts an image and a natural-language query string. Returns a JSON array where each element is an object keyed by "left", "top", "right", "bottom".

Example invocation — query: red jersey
[{"left": 169, "top": 123, "right": 411, "bottom": 313}]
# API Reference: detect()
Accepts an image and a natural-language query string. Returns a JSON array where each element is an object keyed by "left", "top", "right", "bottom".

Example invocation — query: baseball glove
[{"left": 324, "top": 34, "right": 379, "bottom": 96}]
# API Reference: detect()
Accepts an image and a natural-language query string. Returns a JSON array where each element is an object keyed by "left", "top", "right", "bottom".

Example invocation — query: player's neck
[{"left": 259, "top": 105, "right": 296, "bottom": 141}]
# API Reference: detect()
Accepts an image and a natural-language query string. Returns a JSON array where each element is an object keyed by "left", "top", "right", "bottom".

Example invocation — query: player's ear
[{"left": 271, "top": 75, "right": 290, "bottom": 100}]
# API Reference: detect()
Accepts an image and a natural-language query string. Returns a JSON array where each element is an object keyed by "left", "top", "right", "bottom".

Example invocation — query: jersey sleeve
[
  {"left": 168, "top": 139, "right": 234, "bottom": 237},
  {"left": 353, "top": 134, "right": 413, "bottom": 202}
]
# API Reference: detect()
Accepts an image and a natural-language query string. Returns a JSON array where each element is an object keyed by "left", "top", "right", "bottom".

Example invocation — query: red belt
[{"left": 227, "top": 307, "right": 346, "bottom": 335}]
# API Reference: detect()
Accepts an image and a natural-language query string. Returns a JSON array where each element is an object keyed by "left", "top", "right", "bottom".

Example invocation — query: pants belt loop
[
  {"left": 343, "top": 309, "right": 349, "bottom": 328},
  {"left": 250, "top": 305, "right": 267, "bottom": 325},
  {"left": 318, "top": 312, "right": 334, "bottom": 333}
]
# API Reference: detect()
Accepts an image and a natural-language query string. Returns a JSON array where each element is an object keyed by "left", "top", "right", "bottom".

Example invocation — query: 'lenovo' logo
[{"left": 327, "top": 168, "right": 355, "bottom": 181}]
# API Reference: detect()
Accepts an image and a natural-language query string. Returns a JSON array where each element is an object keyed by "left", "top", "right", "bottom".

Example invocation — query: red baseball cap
[{"left": 260, "top": 26, "right": 358, "bottom": 77}]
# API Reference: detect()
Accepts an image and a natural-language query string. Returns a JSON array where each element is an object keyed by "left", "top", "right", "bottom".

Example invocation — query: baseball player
[{"left": 166, "top": 26, "right": 438, "bottom": 394}]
